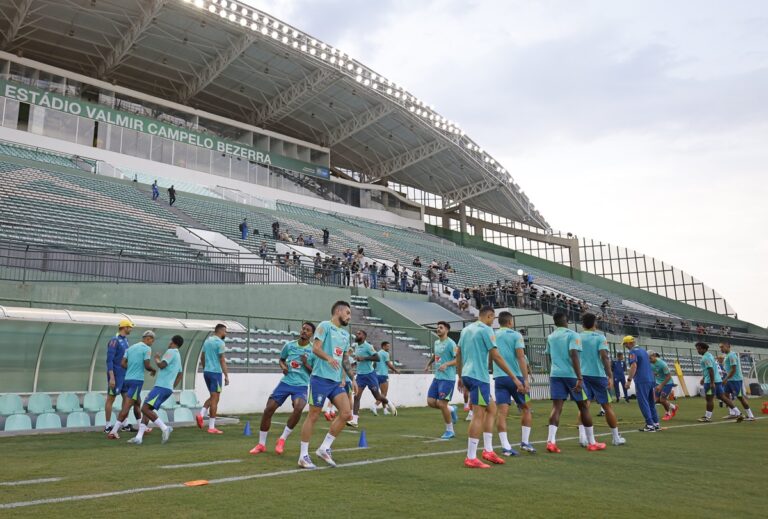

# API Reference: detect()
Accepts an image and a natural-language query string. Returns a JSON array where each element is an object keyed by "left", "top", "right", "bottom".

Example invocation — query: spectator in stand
[
  {"left": 443, "top": 261, "right": 452, "bottom": 272},
  {"left": 458, "top": 293, "right": 469, "bottom": 311},
  {"left": 344, "top": 248, "right": 353, "bottom": 263},
  {"left": 322, "top": 228, "right": 330, "bottom": 246},
  {"left": 438, "top": 270, "right": 448, "bottom": 284},
  {"left": 151, "top": 180, "right": 159, "bottom": 201},
  {"left": 167, "top": 185, "right": 177, "bottom": 206},
  {"left": 297, "top": 234, "right": 305, "bottom": 246},
  {"left": 430, "top": 259, "right": 439, "bottom": 269},
  {"left": 413, "top": 270, "right": 422, "bottom": 293},
  {"left": 600, "top": 300, "right": 610, "bottom": 316},
  {"left": 258, "top": 241, "right": 268, "bottom": 260},
  {"left": 272, "top": 221, "right": 280, "bottom": 239},
  {"left": 305, "top": 235, "right": 314, "bottom": 247},
  {"left": 343, "top": 260, "right": 351, "bottom": 286},
  {"left": 370, "top": 262, "right": 378, "bottom": 289},
  {"left": 313, "top": 253, "right": 322, "bottom": 279},
  {"left": 291, "top": 251, "right": 299, "bottom": 267},
  {"left": 413, "top": 256, "right": 422, "bottom": 267},
  {"left": 362, "top": 262, "right": 370, "bottom": 287},
  {"left": 400, "top": 269, "right": 409, "bottom": 292},
  {"left": 392, "top": 260, "right": 400, "bottom": 282},
  {"left": 239, "top": 218, "right": 248, "bottom": 240}
]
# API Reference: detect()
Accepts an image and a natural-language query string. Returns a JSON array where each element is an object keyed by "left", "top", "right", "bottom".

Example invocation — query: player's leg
[
  {"left": 351, "top": 382, "right": 364, "bottom": 424},
  {"left": 481, "top": 399, "right": 502, "bottom": 459},
  {"left": 575, "top": 397, "right": 604, "bottom": 450},
  {"left": 369, "top": 384, "right": 396, "bottom": 415},
  {"left": 602, "top": 402, "right": 625, "bottom": 445},
  {"left": 496, "top": 402, "right": 514, "bottom": 454},
  {"left": 735, "top": 383, "right": 754, "bottom": 420},
  {"left": 547, "top": 399, "right": 565, "bottom": 452},
  {"left": 634, "top": 383, "right": 655, "bottom": 430},
  {"left": 717, "top": 386, "right": 742, "bottom": 420},
  {"left": 577, "top": 400, "right": 590, "bottom": 447},
  {"left": 518, "top": 399, "right": 535, "bottom": 453},
  {"left": 251, "top": 397, "right": 281, "bottom": 454},
  {"left": 435, "top": 399, "right": 455, "bottom": 439},
  {"left": 313, "top": 389, "right": 352, "bottom": 467},
  {"left": 108, "top": 393, "right": 135, "bottom": 439},
  {"left": 298, "top": 378, "right": 330, "bottom": 468}
]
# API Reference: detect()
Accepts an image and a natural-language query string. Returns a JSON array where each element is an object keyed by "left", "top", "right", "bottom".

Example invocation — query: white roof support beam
[
  {"left": 177, "top": 31, "right": 257, "bottom": 103},
  {"left": 97, "top": 0, "right": 169, "bottom": 79},
  {"left": 322, "top": 103, "right": 394, "bottom": 147},
  {"left": 253, "top": 67, "right": 336, "bottom": 126},
  {"left": 442, "top": 177, "right": 500, "bottom": 210},
  {"left": 368, "top": 139, "right": 449, "bottom": 183},
  {"left": 0, "top": 0, "right": 35, "bottom": 50}
]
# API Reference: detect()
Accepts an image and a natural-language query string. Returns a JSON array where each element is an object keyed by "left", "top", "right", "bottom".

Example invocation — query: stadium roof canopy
[{"left": 0, "top": 0, "right": 548, "bottom": 228}]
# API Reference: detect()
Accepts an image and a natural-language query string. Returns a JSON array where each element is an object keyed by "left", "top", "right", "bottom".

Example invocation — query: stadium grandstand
[{"left": 0, "top": 0, "right": 765, "bottom": 515}]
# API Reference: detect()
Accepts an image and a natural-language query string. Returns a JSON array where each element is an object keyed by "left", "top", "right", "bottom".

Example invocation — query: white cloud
[{"left": 244, "top": 0, "right": 768, "bottom": 325}]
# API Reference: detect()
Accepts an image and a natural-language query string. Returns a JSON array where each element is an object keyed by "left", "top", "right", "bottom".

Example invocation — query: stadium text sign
[{"left": 0, "top": 80, "right": 329, "bottom": 178}]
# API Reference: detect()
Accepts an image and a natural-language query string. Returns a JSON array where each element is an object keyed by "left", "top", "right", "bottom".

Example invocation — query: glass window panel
[
  {"left": 2, "top": 98, "right": 19, "bottom": 129},
  {"left": 76, "top": 117, "right": 95, "bottom": 147}
]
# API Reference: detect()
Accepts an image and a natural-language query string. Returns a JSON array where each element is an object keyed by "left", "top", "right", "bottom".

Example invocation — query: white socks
[
  {"left": 746, "top": 408, "right": 754, "bottom": 418},
  {"left": 521, "top": 426, "right": 531, "bottom": 445},
  {"left": 199, "top": 407, "right": 207, "bottom": 418},
  {"left": 209, "top": 417, "right": 216, "bottom": 429},
  {"left": 611, "top": 427, "right": 621, "bottom": 442},
  {"left": 259, "top": 430, "right": 268, "bottom": 445},
  {"left": 352, "top": 414, "right": 359, "bottom": 423},
  {"left": 467, "top": 438, "right": 479, "bottom": 459},
  {"left": 109, "top": 420, "right": 122, "bottom": 436},
  {"left": 498, "top": 431, "right": 511, "bottom": 450},
  {"left": 547, "top": 425, "right": 558, "bottom": 443},
  {"left": 731, "top": 407, "right": 742, "bottom": 416},
  {"left": 705, "top": 411, "right": 713, "bottom": 419},
  {"left": 300, "top": 441, "right": 309, "bottom": 457},
  {"left": 280, "top": 426, "right": 293, "bottom": 440},
  {"left": 135, "top": 423, "right": 147, "bottom": 440},
  {"left": 155, "top": 417, "right": 169, "bottom": 432},
  {"left": 320, "top": 433, "right": 336, "bottom": 451},
  {"left": 445, "top": 423, "right": 454, "bottom": 433},
  {"left": 578, "top": 425, "right": 587, "bottom": 444},
  {"left": 585, "top": 426, "right": 596, "bottom": 444},
  {"left": 483, "top": 432, "right": 493, "bottom": 452}
]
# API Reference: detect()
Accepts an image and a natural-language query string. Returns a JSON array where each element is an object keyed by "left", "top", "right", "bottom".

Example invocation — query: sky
[{"left": 244, "top": 0, "right": 768, "bottom": 327}]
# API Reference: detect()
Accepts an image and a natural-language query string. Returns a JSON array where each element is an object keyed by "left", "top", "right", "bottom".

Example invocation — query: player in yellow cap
[{"left": 104, "top": 319, "right": 135, "bottom": 433}]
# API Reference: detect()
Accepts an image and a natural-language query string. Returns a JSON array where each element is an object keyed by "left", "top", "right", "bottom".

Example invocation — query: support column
[
  {"left": 568, "top": 238, "right": 581, "bottom": 270},
  {"left": 459, "top": 203, "right": 467, "bottom": 235}
]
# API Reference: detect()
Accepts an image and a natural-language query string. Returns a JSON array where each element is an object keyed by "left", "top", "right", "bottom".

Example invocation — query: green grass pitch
[{"left": 0, "top": 399, "right": 765, "bottom": 518}]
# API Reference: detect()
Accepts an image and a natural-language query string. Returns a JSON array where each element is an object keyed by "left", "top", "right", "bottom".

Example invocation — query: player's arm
[
  {"left": 279, "top": 357, "right": 289, "bottom": 375},
  {"left": 569, "top": 349, "right": 583, "bottom": 392},
  {"left": 342, "top": 350, "right": 355, "bottom": 379},
  {"left": 707, "top": 367, "right": 716, "bottom": 387},
  {"left": 424, "top": 354, "right": 435, "bottom": 373},
  {"left": 356, "top": 352, "right": 379, "bottom": 362},
  {"left": 120, "top": 356, "right": 128, "bottom": 370},
  {"left": 219, "top": 352, "right": 230, "bottom": 386},
  {"left": 516, "top": 348, "right": 530, "bottom": 390},
  {"left": 199, "top": 350, "right": 206, "bottom": 370},
  {"left": 312, "top": 335, "right": 338, "bottom": 369},
  {"left": 143, "top": 359, "right": 156, "bottom": 376},
  {"left": 455, "top": 346, "right": 463, "bottom": 390},
  {"left": 489, "top": 349, "right": 524, "bottom": 391},
  {"left": 173, "top": 372, "right": 182, "bottom": 389},
  {"left": 106, "top": 339, "right": 117, "bottom": 388},
  {"left": 439, "top": 358, "right": 457, "bottom": 371},
  {"left": 154, "top": 353, "right": 168, "bottom": 369},
  {"left": 723, "top": 361, "right": 736, "bottom": 384},
  {"left": 626, "top": 361, "right": 637, "bottom": 389},
  {"left": 387, "top": 360, "right": 400, "bottom": 374},
  {"left": 600, "top": 350, "right": 613, "bottom": 390}
]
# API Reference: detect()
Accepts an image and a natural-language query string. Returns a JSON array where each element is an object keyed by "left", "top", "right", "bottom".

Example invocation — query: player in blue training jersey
[
  {"left": 107, "top": 330, "right": 157, "bottom": 439},
  {"left": 492, "top": 312, "right": 535, "bottom": 455},
  {"left": 695, "top": 342, "right": 742, "bottom": 423},
  {"left": 577, "top": 313, "right": 624, "bottom": 447},
  {"left": 104, "top": 319, "right": 136, "bottom": 433},
  {"left": 250, "top": 322, "right": 315, "bottom": 456},
  {"left": 371, "top": 341, "right": 399, "bottom": 415},
  {"left": 197, "top": 323, "right": 230, "bottom": 434},
  {"left": 545, "top": 312, "right": 599, "bottom": 453},
  {"left": 648, "top": 351, "right": 678, "bottom": 422},
  {"left": 457, "top": 307, "right": 525, "bottom": 469},
  {"left": 623, "top": 336, "right": 660, "bottom": 432},
  {"left": 720, "top": 342, "right": 755, "bottom": 421},
  {"left": 127, "top": 335, "right": 184, "bottom": 445},
  {"left": 425, "top": 321, "right": 459, "bottom": 439},
  {"left": 350, "top": 330, "right": 397, "bottom": 427},
  {"left": 298, "top": 301, "right": 356, "bottom": 469}
]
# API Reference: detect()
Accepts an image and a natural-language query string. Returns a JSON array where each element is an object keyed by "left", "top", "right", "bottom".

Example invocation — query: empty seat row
[
  {"left": 0, "top": 390, "right": 200, "bottom": 416},
  {"left": 3, "top": 407, "right": 197, "bottom": 432}
]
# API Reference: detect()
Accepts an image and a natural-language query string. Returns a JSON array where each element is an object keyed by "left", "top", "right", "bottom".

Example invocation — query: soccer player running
[
  {"left": 250, "top": 322, "right": 315, "bottom": 455},
  {"left": 351, "top": 330, "right": 396, "bottom": 427},
  {"left": 492, "top": 312, "right": 536, "bottom": 455},
  {"left": 695, "top": 342, "right": 743, "bottom": 423},
  {"left": 107, "top": 330, "right": 157, "bottom": 439},
  {"left": 545, "top": 312, "right": 603, "bottom": 452},
  {"left": 197, "top": 324, "right": 230, "bottom": 434},
  {"left": 128, "top": 335, "right": 185, "bottom": 445},
  {"left": 648, "top": 351, "right": 678, "bottom": 421},
  {"left": 425, "top": 321, "right": 459, "bottom": 439},
  {"left": 623, "top": 336, "right": 660, "bottom": 432},
  {"left": 457, "top": 306, "right": 525, "bottom": 468},
  {"left": 298, "top": 301, "right": 356, "bottom": 469},
  {"left": 720, "top": 342, "right": 755, "bottom": 421},
  {"left": 104, "top": 319, "right": 136, "bottom": 433},
  {"left": 577, "top": 313, "right": 624, "bottom": 447},
  {"left": 372, "top": 341, "right": 399, "bottom": 415}
]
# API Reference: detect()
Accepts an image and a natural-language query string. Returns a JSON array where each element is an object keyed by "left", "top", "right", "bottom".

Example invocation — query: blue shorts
[
  {"left": 356, "top": 372, "right": 380, "bottom": 392},
  {"left": 144, "top": 386, "right": 173, "bottom": 410},
  {"left": 494, "top": 376, "right": 528, "bottom": 407},
  {"left": 704, "top": 382, "right": 725, "bottom": 397},
  {"left": 270, "top": 381, "right": 308, "bottom": 406},
  {"left": 583, "top": 375, "right": 610, "bottom": 405},
  {"left": 462, "top": 376, "right": 491, "bottom": 407},
  {"left": 725, "top": 380, "right": 744, "bottom": 398},
  {"left": 345, "top": 380, "right": 353, "bottom": 395},
  {"left": 309, "top": 376, "right": 346, "bottom": 408},
  {"left": 203, "top": 371, "right": 223, "bottom": 393},
  {"left": 655, "top": 383, "right": 676, "bottom": 399},
  {"left": 377, "top": 375, "right": 389, "bottom": 385},
  {"left": 550, "top": 377, "right": 587, "bottom": 401},
  {"left": 107, "top": 372, "right": 126, "bottom": 396},
  {"left": 428, "top": 378, "right": 455, "bottom": 401},
  {"left": 122, "top": 380, "right": 144, "bottom": 401}
]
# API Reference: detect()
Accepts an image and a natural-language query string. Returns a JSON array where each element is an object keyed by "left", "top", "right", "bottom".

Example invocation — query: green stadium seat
[
  {"left": 35, "top": 412, "right": 62, "bottom": 430},
  {"left": 56, "top": 392, "right": 82, "bottom": 413},
  {"left": 172, "top": 407, "right": 194, "bottom": 423},
  {"left": 4, "top": 414, "right": 32, "bottom": 431},
  {"left": 93, "top": 410, "right": 116, "bottom": 426},
  {"left": 66, "top": 411, "right": 91, "bottom": 428},
  {"left": 179, "top": 389, "right": 200, "bottom": 409},
  {"left": 161, "top": 394, "right": 179, "bottom": 409},
  {"left": 112, "top": 395, "right": 123, "bottom": 412},
  {"left": 27, "top": 393, "right": 54, "bottom": 414},
  {"left": 154, "top": 409, "right": 169, "bottom": 423},
  {"left": 0, "top": 394, "right": 25, "bottom": 415},
  {"left": 83, "top": 392, "right": 105, "bottom": 412}
]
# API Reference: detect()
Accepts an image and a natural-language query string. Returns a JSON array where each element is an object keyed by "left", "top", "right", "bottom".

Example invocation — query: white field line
[
  {"left": 160, "top": 460, "right": 242, "bottom": 469},
  {"left": 0, "top": 478, "right": 63, "bottom": 487},
  {"left": 0, "top": 417, "right": 762, "bottom": 510}
]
